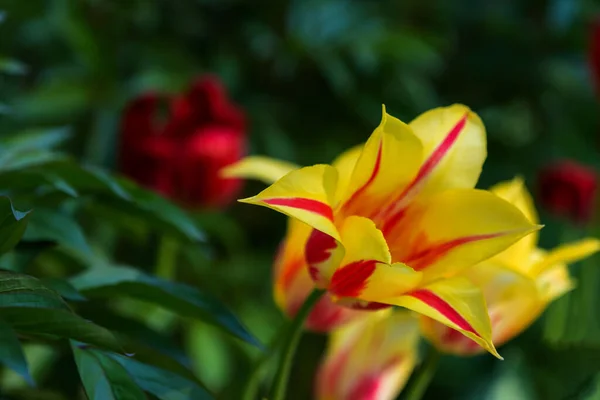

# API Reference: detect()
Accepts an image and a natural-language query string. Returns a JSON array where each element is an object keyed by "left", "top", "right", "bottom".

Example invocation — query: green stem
[
  {"left": 146, "top": 236, "right": 179, "bottom": 332},
  {"left": 404, "top": 346, "right": 440, "bottom": 400},
  {"left": 155, "top": 236, "right": 178, "bottom": 279},
  {"left": 242, "top": 324, "right": 287, "bottom": 400},
  {"left": 270, "top": 289, "right": 325, "bottom": 400}
]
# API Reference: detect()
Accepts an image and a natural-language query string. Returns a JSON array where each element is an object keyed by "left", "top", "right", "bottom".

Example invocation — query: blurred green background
[{"left": 1, "top": 0, "right": 600, "bottom": 399}]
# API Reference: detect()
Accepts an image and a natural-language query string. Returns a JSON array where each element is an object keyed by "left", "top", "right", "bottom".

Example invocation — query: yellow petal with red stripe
[
  {"left": 339, "top": 106, "right": 423, "bottom": 218},
  {"left": 316, "top": 310, "right": 419, "bottom": 400},
  {"left": 239, "top": 164, "right": 340, "bottom": 241},
  {"left": 387, "top": 189, "right": 541, "bottom": 282},
  {"left": 327, "top": 216, "right": 421, "bottom": 303},
  {"left": 393, "top": 277, "right": 502, "bottom": 358},
  {"left": 221, "top": 156, "right": 300, "bottom": 184},
  {"left": 488, "top": 177, "right": 539, "bottom": 269},
  {"left": 419, "top": 263, "right": 541, "bottom": 356},
  {"left": 331, "top": 145, "right": 363, "bottom": 205},
  {"left": 406, "top": 104, "right": 486, "bottom": 197},
  {"left": 530, "top": 238, "right": 600, "bottom": 276}
]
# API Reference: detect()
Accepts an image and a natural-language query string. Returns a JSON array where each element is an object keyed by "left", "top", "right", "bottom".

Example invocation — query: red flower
[
  {"left": 589, "top": 18, "right": 600, "bottom": 96},
  {"left": 119, "top": 76, "right": 247, "bottom": 208},
  {"left": 537, "top": 161, "right": 597, "bottom": 224}
]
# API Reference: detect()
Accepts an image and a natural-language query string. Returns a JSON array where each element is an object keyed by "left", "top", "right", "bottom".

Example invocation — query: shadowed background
[{"left": 1, "top": 0, "right": 600, "bottom": 399}]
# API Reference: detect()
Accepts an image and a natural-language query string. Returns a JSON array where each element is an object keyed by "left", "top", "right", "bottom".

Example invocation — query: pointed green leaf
[
  {"left": 23, "top": 209, "right": 92, "bottom": 260},
  {"left": 70, "top": 265, "right": 261, "bottom": 349},
  {"left": 0, "top": 320, "right": 34, "bottom": 386},
  {"left": 72, "top": 343, "right": 146, "bottom": 400},
  {"left": 39, "top": 278, "right": 86, "bottom": 302},
  {"left": 110, "top": 353, "right": 214, "bottom": 400},
  {"left": 0, "top": 271, "right": 120, "bottom": 351},
  {"left": 0, "top": 197, "right": 30, "bottom": 256}
]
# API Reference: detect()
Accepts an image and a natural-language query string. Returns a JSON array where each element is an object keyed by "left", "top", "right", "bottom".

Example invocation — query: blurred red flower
[
  {"left": 537, "top": 161, "right": 597, "bottom": 224},
  {"left": 119, "top": 76, "right": 247, "bottom": 208}
]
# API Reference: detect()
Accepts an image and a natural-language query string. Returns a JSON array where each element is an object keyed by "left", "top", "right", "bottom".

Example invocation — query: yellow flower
[
  {"left": 315, "top": 310, "right": 419, "bottom": 400},
  {"left": 420, "top": 177, "right": 600, "bottom": 355},
  {"left": 225, "top": 105, "right": 540, "bottom": 357}
]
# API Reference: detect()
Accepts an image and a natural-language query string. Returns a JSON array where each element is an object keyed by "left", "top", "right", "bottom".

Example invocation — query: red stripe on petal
[
  {"left": 408, "top": 289, "right": 479, "bottom": 337},
  {"left": 380, "top": 208, "right": 407, "bottom": 237},
  {"left": 342, "top": 141, "right": 383, "bottom": 211},
  {"left": 380, "top": 114, "right": 468, "bottom": 224},
  {"left": 306, "top": 229, "right": 338, "bottom": 265},
  {"left": 405, "top": 232, "right": 503, "bottom": 271},
  {"left": 330, "top": 260, "right": 378, "bottom": 297},
  {"left": 264, "top": 197, "right": 334, "bottom": 221},
  {"left": 407, "top": 114, "right": 467, "bottom": 191}
]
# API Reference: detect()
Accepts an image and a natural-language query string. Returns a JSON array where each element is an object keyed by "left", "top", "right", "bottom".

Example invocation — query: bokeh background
[{"left": 1, "top": 0, "right": 600, "bottom": 399}]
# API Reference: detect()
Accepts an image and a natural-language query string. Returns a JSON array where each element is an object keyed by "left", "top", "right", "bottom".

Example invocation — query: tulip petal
[
  {"left": 420, "top": 263, "right": 542, "bottom": 355},
  {"left": 240, "top": 164, "right": 340, "bottom": 241},
  {"left": 331, "top": 145, "right": 363, "bottom": 205},
  {"left": 273, "top": 218, "right": 313, "bottom": 310},
  {"left": 466, "top": 262, "right": 542, "bottom": 347},
  {"left": 394, "top": 277, "right": 501, "bottom": 358},
  {"left": 317, "top": 310, "right": 419, "bottom": 400},
  {"left": 221, "top": 156, "right": 300, "bottom": 184},
  {"left": 407, "top": 104, "right": 486, "bottom": 195},
  {"left": 340, "top": 106, "right": 423, "bottom": 218},
  {"left": 530, "top": 238, "right": 600, "bottom": 275},
  {"left": 328, "top": 216, "right": 422, "bottom": 303},
  {"left": 537, "top": 263, "right": 576, "bottom": 303},
  {"left": 387, "top": 189, "right": 541, "bottom": 281},
  {"left": 488, "top": 177, "right": 540, "bottom": 268},
  {"left": 328, "top": 216, "right": 391, "bottom": 298}
]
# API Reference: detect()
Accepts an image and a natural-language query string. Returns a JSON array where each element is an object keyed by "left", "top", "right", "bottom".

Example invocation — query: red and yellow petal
[
  {"left": 316, "top": 310, "right": 419, "bottom": 400},
  {"left": 393, "top": 277, "right": 502, "bottom": 358},
  {"left": 274, "top": 218, "right": 365, "bottom": 331},
  {"left": 375, "top": 105, "right": 486, "bottom": 229},
  {"left": 406, "top": 104, "right": 486, "bottom": 197},
  {"left": 221, "top": 155, "right": 300, "bottom": 184},
  {"left": 327, "top": 216, "right": 421, "bottom": 304},
  {"left": 339, "top": 106, "right": 423, "bottom": 219},
  {"left": 387, "top": 188, "right": 541, "bottom": 282},
  {"left": 240, "top": 164, "right": 341, "bottom": 241},
  {"left": 331, "top": 145, "right": 363, "bottom": 206}
]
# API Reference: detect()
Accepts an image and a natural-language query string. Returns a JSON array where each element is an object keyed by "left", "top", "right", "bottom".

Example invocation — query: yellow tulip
[
  {"left": 420, "top": 177, "right": 600, "bottom": 355},
  {"left": 315, "top": 310, "right": 419, "bottom": 400},
  {"left": 225, "top": 105, "right": 541, "bottom": 357}
]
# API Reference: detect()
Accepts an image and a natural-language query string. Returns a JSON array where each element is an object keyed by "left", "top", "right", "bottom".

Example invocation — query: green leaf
[
  {"left": 106, "top": 179, "right": 205, "bottom": 242},
  {"left": 0, "top": 161, "right": 204, "bottom": 243},
  {"left": 0, "top": 320, "right": 34, "bottom": 386},
  {"left": 0, "top": 197, "right": 30, "bottom": 256},
  {"left": 80, "top": 308, "right": 194, "bottom": 377},
  {"left": 0, "top": 127, "right": 70, "bottom": 155},
  {"left": 72, "top": 343, "right": 146, "bottom": 400},
  {"left": 0, "top": 128, "right": 70, "bottom": 173},
  {"left": 110, "top": 353, "right": 214, "bottom": 400},
  {"left": 39, "top": 278, "right": 86, "bottom": 302},
  {"left": 70, "top": 265, "right": 261, "bottom": 349},
  {"left": 23, "top": 209, "right": 92, "bottom": 260},
  {"left": 0, "top": 162, "right": 132, "bottom": 201},
  {"left": 0, "top": 271, "right": 120, "bottom": 351}
]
